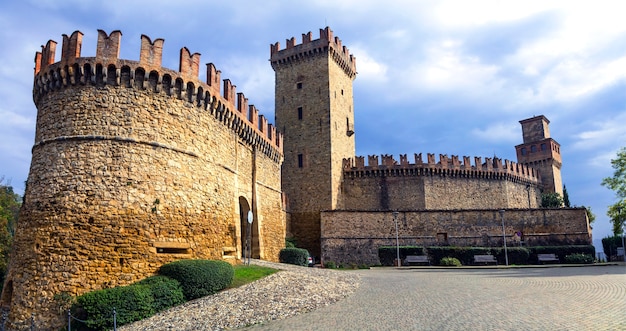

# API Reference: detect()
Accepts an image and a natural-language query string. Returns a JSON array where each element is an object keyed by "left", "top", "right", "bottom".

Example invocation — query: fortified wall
[
  {"left": 2, "top": 30, "right": 286, "bottom": 330},
  {"left": 341, "top": 153, "right": 542, "bottom": 211},
  {"left": 321, "top": 209, "right": 592, "bottom": 265}
]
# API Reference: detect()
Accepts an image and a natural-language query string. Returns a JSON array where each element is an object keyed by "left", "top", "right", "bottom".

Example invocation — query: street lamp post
[
  {"left": 393, "top": 211, "right": 400, "bottom": 267},
  {"left": 499, "top": 210, "right": 509, "bottom": 266},
  {"left": 619, "top": 207, "right": 625, "bottom": 263}
]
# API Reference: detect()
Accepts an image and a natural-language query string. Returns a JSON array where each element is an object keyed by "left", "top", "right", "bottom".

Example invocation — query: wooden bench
[
  {"left": 537, "top": 253, "right": 559, "bottom": 264},
  {"left": 404, "top": 255, "right": 430, "bottom": 266},
  {"left": 473, "top": 254, "right": 497, "bottom": 265}
]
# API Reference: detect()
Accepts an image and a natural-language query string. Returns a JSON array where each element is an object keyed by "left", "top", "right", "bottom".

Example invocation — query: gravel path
[{"left": 119, "top": 260, "right": 361, "bottom": 331}]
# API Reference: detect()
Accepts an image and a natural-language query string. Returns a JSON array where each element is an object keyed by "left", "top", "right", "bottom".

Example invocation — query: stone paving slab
[{"left": 243, "top": 265, "right": 626, "bottom": 331}]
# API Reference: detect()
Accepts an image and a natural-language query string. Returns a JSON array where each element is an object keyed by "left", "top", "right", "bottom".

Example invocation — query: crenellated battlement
[
  {"left": 343, "top": 153, "right": 541, "bottom": 185},
  {"left": 32, "top": 30, "right": 282, "bottom": 161},
  {"left": 270, "top": 27, "right": 357, "bottom": 79}
]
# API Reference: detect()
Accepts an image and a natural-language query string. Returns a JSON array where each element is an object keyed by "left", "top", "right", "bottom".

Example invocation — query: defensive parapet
[
  {"left": 270, "top": 26, "right": 357, "bottom": 79},
  {"left": 33, "top": 30, "right": 282, "bottom": 161},
  {"left": 343, "top": 153, "right": 541, "bottom": 186}
]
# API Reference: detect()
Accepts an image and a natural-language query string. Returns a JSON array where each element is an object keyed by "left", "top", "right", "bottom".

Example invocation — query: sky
[{"left": 1, "top": 0, "right": 625, "bottom": 251}]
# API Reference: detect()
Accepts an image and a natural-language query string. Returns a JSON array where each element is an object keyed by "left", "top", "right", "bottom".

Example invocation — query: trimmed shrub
[
  {"left": 602, "top": 236, "right": 623, "bottom": 262},
  {"left": 279, "top": 247, "right": 309, "bottom": 266},
  {"left": 427, "top": 247, "right": 493, "bottom": 266},
  {"left": 324, "top": 261, "right": 337, "bottom": 269},
  {"left": 136, "top": 275, "right": 185, "bottom": 312},
  {"left": 158, "top": 259, "right": 234, "bottom": 300},
  {"left": 378, "top": 246, "right": 425, "bottom": 266},
  {"left": 491, "top": 247, "right": 531, "bottom": 265},
  {"left": 565, "top": 253, "right": 594, "bottom": 264},
  {"left": 529, "top": 245, "right": 595, "bottom": 263},
  {"left": 75, "top": 284, "right": 154, "bottom": 330},
  {"left": 440, "top": 257, "right": 461, "bottom": 266}
]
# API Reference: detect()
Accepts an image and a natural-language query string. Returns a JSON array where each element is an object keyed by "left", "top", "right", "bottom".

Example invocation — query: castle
[{"left": 0, "top": 27, "right": 590, "bottom": 330}]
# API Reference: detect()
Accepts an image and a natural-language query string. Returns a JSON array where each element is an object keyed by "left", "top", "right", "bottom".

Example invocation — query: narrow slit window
[
  {"left": 298, "top": 154, "right": 304, "bottom": 168},
  {"left": 298, "top": 107, "right": 303, "bottom": 120}
]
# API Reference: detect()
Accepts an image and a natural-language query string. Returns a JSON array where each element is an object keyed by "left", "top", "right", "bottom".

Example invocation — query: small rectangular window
[
  {"left": 297, "top": 154, "right": 303, "bottom": 168},
  {"left": 521, "top": 148, "right": 526, "bottom": 155},
  {"left": 298, "top": 107, "right": 303, "bottom": 120},
  {"left": 296, "top": 82, "right": 303, "bottom": 89},
  {"left": 531, "top": 145, "right": 537, "bottom": 152},
  {"left": 541, "top": 143, "right": 547, "bottom": 151}
]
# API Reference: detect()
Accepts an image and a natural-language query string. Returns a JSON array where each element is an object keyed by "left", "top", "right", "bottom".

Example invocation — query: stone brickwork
[
  {"left": 2, "top": 30, "right": 285, "bottom": 330},
  {"left": 341, "top": 153, "right": 541, "bottom": 210},
  {"left": 272, "top": 27, "right": 356, "bottom": 257},
  {"left": 321, "top": 209, "right": 592, "bottom": 265}
]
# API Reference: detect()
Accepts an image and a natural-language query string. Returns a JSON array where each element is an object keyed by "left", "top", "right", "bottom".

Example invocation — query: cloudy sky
[{"left": 1, "top": 1, "right": 625, "bottom": 249}]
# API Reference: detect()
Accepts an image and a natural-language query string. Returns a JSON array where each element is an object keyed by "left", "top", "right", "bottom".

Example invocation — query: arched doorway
[{"left": 239, "top": 197, "right": 259, "bottom": 259}]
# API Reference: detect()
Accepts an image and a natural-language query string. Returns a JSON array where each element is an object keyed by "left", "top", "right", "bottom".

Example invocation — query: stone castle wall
[
  {"left": 321, "top": 209, "right": 591, "bottom": 265},
  {"left": 341, "top": 153, "right": 542, "bottom": 211},
  {"left": 2, "top": 30, "right": 285, "bottom": 330}
]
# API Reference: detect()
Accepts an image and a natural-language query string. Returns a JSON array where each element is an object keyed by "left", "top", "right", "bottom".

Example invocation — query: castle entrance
[{"left": 239, "top": 197, "right": 259, "bottom": 260}]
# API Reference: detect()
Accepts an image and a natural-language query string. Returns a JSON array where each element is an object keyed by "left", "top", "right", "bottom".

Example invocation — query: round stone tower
[{"left": 1, "top": 30, "right": 285, "bottom": 330}]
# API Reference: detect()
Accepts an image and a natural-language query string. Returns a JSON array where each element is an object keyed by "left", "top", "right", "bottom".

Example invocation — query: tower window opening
[
  {"left": 531, "top": 145, "right": 537, "bottom": 153},
  {"left": 541, "top": 143, "right": 546, "bottom": 151},
  {"left": 297, "top": 154, "right": 304, "bottom": 168},
  {"left": 298, "top": 107, "right": 303, "bottom": 120},
  {"left": 521, "top": 148, "right": 526, "bottom": 155},
  {"left": 296, "top": 82, "right": 302, "bottom": 89}
]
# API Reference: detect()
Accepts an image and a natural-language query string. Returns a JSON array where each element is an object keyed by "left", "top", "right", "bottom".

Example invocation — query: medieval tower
[
  {"left": 271, "top": 28, "right": 357, "bottom": 256},
  {"left": 1, "top": 30, "right": 286, "bottom": 330},
  {"left": 515, "top": 115, "right": 563, "bottom": 196}
]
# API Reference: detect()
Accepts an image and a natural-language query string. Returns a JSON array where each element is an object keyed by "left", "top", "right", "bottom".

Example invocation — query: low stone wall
[{"left": 320, "top": 208, "right": 591, "bottom": 265}]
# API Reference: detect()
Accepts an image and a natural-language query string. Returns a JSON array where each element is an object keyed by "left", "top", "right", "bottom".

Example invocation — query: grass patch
[{"left": 229, "top": 264, "right": 279, "bottom": 288}]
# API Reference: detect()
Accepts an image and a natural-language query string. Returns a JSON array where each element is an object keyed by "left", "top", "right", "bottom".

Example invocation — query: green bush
[
  {"left": 324, "top": 261, "right": 336, "bottom": 269},
  {"left": 491, "top": 247, "right": 530, "bottom": 265},
  {"left": 279, "top": 247, "right": 309, "bottom": 266},
  {"left": 135, "top": 275, "right": 185, "bottom": 312},
  {"left": 158, "top": 259, "right": 234, "bottom": 300},
  {"left": 440, "top": 257, "right": 461, "bottom": 266},
  {"left": 602, "top": 236, "right": 623, "bottom": 262},
  {"left": 378, "top": 246, "right": 425, "bottom": 266},
  {"left": 75, "top": 284, "right": 154, "bottom": 330},
  {"left": 529, "top": 245, "right": 595, "bottom": 263},
  {"left": 565, "top": 253, "right": 594, "bottom": 264},
  {"left": 285, "top": 237, "right": 297, "bottom": 248},
  {"left": 427, "top": 247, "right": 493, "bottom": 265}
]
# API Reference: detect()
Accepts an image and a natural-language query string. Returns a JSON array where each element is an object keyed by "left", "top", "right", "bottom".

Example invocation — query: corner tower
[
  {"left": 515, "top": 115, "right": 563, "bottom": 196},
  {"left": 271, "top": 27, "right": 356, "bottom": 256}
]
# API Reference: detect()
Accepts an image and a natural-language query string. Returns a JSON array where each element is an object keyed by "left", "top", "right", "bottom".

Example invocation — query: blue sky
[{"left": 1, "top": 1, "right": 625, "bottom": 249}]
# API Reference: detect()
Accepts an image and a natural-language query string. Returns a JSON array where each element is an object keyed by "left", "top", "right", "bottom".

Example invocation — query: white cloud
[{"left": 471, "top": 122, "right": 519, "bottom": 143}]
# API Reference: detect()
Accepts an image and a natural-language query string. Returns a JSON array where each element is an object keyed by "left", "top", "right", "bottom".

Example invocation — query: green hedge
[
  {"left": 135, "top": 275, "right": 185, "bottom": 312},
  {"left": 440, "top": 257, "right": 461, "bottom": 266},
  {"left": 427, "top": 247, "right": 494, "bottom": 266},
  {"left": 279, "top": 247, "right": 309, "bottom": 266},
  {"left": 158, "top": 259, "right": 234, "bottom": 300},
  {"left": 529, "top": 245, "right": 595, "bottom": 263},
  {"left": 564, "top": 253, "right": 594, "bottom": 264},
  {"left": 75, "top": 284, "right": 154, "bottom": 330},
  {"left": 602, "top": 236, "right": 623, "bottom": 261},
  {"left": 378, "top": 246, "right": 425, "bottom": 266}
]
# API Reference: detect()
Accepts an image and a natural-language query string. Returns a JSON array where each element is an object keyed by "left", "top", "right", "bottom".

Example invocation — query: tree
[
  {"left": 0, "top": 177, "right": 20, "bottom": 289},
  {"left": 541, "top": 192, "right": 563, "bottom": 208},
  {"left": 601, "top": 147, "right": 626, "bottom": 235},
  {"left": 563, "top": 185, "right": 571, "bottom": 207}
]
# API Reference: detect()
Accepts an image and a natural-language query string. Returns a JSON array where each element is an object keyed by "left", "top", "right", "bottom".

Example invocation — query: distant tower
[
  {"left": 271, "top": 27, "right": 357, "bottom": 256},
  {"left": 515, "top": 115, "right": 563, "bottom": 196}
]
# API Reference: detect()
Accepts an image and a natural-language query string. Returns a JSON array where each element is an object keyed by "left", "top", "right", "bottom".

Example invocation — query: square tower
[
  {"left": 271, "top": 27, "right": 357, "bottom": 256},
  {"left": 515, "top": 115, "right": 563, "bottom": 196}
]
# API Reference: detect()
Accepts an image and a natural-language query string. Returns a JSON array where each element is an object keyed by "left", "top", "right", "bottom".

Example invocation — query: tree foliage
[
  {"left": 563, "top": 185, "right": 571, "bottom": 207},
  {"left": 541, "top": 192, "right": 563, "bottom": 208},
  {"left": 582, "top": 206, "right": 596, "bottom": 225},
  {"left": 0, "top": 177, "right": 20, "bottom": 288},
  {"left": 601, "top": 147, "right": 626, "bottom": 235}
]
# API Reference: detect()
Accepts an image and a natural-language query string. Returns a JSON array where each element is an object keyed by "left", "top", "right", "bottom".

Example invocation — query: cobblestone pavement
[{"left": 243, "top": 265, "right": 626, "bottom": 331}]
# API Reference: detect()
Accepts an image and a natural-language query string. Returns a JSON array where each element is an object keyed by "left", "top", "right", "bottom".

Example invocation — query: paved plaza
[{"left": 244, "top": 265, "right": 626, "bottom": 331}]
